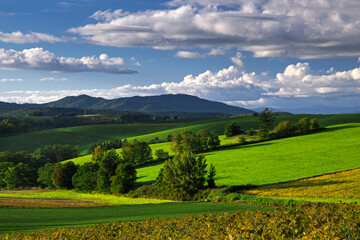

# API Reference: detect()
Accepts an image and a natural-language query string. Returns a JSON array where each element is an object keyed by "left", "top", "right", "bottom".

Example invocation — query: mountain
[{"left": 43, "top": 94, "right": 254, "bottom": 115}]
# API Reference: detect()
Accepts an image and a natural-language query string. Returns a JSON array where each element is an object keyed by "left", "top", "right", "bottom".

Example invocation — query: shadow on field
[
  {"left": 324, "top": 124, "right": 359, "bottom": 133},
  {"left": 260, "top": 179, "right": 348, "bottom": 190},
  {"left": 206, "top": 142, "right": 274, "bottom": 156}
]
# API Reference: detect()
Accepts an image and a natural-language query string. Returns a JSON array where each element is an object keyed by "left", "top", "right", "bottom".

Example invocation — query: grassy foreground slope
[
  {"left": 0, "top": 114, "right": 358, "bottom": 154},
  {"left": 137, "top": 123, "right": 360, "bottom": 186},
  {"left": 0, "top": 202, "right": 266, "bottom": 235}
]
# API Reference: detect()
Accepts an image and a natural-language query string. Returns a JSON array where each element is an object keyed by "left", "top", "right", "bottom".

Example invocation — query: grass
[
  {"left": 137, "top": 123, "right": 360, "bottom": 186},
  {"left": 1, "top": 114, "right": 358, "bottom": 154},
  {"left": 246, "top": 167, "right": 360, "bottom": 200},
  {"left": 0, "top": 202, "right": 270, "bottom": 235}
]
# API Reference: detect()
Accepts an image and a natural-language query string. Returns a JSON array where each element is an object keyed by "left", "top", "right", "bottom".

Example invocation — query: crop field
[
  {"left": 137, "top": 123, "right": 360, "bottom": 186},
  {"left": 0, "top": 200, "right": 267, "bottom": 235},
  {"left": 246, "top": 167, "right": 360, "bottom": 200},
  {"left": 1, "top": 113, "right": 358, "bottom": 154},
  {"left": 3, "top": 202, "right": 359, "bottom": 239}
]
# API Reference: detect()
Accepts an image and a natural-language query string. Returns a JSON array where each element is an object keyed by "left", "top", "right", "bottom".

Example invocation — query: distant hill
[{"left": 43, "top": 94, "right": 254, "bottom": 115}]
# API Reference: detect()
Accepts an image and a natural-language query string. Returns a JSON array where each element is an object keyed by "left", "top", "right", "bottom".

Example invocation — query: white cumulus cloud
[
  {"left": 68, "top": 0, "right": 360, "bottom": 58},
  {"left": 0, "top": 48, "right": 137, "bottom": 74}
]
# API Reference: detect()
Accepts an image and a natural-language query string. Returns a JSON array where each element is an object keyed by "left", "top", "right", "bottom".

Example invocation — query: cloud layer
[
  {"left": 3, "top": 62, "right": 360, "bottom": 111},
  {"left": 68, "top": 0, "right": 360, "bottom": 58},
  {"left": 0, "top": 31, "right": 67, "bottom": 44},
  {"left": 0, "top": 48, "right": 137, "bottom": 74}
]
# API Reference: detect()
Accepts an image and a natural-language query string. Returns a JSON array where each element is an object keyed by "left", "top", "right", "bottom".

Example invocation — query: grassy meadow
[
  {"left": 0, "top": 113, "right": 358, "bottom": 154},
  {"left": 0, "top": 200, "right": 268, "bottom": 234},
  {"left": 137, "top": 123, "right": 360, "bottom": 186}
]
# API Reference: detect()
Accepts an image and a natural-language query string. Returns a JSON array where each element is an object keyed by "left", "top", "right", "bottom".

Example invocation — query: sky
[{"left": 0, "top": 0, "right": 360, "bottom": 113}]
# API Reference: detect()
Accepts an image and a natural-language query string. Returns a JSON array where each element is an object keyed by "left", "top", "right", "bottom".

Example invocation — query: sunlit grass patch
[{"left": 0, "top": 190, "right": 173, "bottom": 206}]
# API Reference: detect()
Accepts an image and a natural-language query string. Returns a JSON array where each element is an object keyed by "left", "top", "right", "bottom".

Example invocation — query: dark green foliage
[
  {"left": 72, "top": 162, "right": 99, "bottom": 192},
  {"left": 122, "top": 141, "right": 152, "bottom": 165},
  {"left": 258, "top": 108, "right": 275, "bottom": 137},
  {"left": 310, "top": 118, "right": 320, "bottom": 130},
  {"left": 4, "top": 163, "right": 37, "bottom": 189},
  {"left": 155, "top": 149, "right": 169, "bottom": 160},
  {"left": 274, "top": 120, "right": 295, "bottom": 138},
  {"left": 87, "top": 139, "right": 123, "bottom": 155},
  {"left": 51, "top": 162, "right": 78, "bottom": 189},
  {"left": 110, "top": 163, "right": 137, "bottom": 194},
  {"left": 224, "top": 122, "right": 243, "bottom": 137},
  {"left": 207, "top": 164, "right": 216, "bottom": 188},
  {"left": 0, "top": 162, "right": 13, "bottom": 188},
  {"left": 91, "top": 145, "right": 104, "bottom": 162},
  {"left": 297, "top": 117, "right": 311, "bottom": 133},
  {"left": 33, "top": 144, "right": 79, "bottom": 164},
  {"left": 159, "top": 151, "right": 208, "bottom": 200},
  {"left": 246, "top": 128, "right": 255, "bottom": 136},
  {"left": 172, "top": 130, "right": 220, "bottom": 154},
  {"left": 97, "top": 150, "right": 121, "bottom": 193},
  {"left": 37, "top": 163, "right": 56, "bottom": 189}
]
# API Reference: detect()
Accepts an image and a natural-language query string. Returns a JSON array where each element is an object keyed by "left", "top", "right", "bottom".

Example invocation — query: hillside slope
[{"left": 43, "top": 94, "right": 254, "bottom": 115}]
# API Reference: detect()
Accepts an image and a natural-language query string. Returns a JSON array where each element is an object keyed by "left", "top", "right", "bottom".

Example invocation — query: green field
[
  {"left": 137, "top": 123, "right": 360, "bottom": 186},
  {"left": 1, "top": 114, "right": 358, "bottom": 154},
  {"left": 0, "top": 202, "right": 269, "bottom": 235}
]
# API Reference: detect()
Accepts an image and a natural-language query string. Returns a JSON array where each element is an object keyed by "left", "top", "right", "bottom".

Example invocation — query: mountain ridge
[{"left": 0, "top": 94, "right": 255, "bottom": 115}]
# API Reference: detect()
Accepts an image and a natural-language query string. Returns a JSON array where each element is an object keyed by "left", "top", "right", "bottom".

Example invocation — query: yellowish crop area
[
  {"left": 246, "top": 168, "right": 360, "bottom": 199},
  {"left": 0, "top": 189, "right": 173, "bottom": 207}
]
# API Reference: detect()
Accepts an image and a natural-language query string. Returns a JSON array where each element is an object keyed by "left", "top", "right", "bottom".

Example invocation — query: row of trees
[
  {"left": 0, "top": 118, "right": 32, "bottom": 135},
  {"left": 274, "top": 117, "right": 320, "bottom": 138},
  {"left": 0, "top": 144, "right": 79, "bottom": 189},
  {"left": 171, "top": 129, "right": 220, "bottom": 153}
]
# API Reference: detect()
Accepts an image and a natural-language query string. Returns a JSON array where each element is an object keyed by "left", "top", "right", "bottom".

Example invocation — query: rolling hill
[{"left": 43, "top": 94, "right": 255, "bottom": 115}]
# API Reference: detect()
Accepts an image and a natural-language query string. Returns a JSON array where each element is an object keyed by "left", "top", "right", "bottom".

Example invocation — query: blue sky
[{"left": 0, "top": 0, "right": 360, "bottom": 113}]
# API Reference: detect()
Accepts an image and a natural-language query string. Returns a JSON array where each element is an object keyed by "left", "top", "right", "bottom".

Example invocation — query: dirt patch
[{"left": 0, "top": 197, "right": 109, "bottom": 208}]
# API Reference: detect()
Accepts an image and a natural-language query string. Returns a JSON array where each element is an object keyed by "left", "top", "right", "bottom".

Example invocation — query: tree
[
  {"left": 110, "top": 163, "right": 137, "bottom": 194},
  {"left": 297, "top": 117, "right": 311, "bottom": 133},
  {"left": 37, "top": 163, "right": 56, "bottom": 189},
  {"left": 196, "top": 129, "right": 220, "bottom": 150},
  {"left": 258, "top": 108, "right": 275, "bottom": 138},
  {"left": 172, "top": 130, "right": 220, "bottom": 154},
  {"left": 97, "top": 150, "right": 121, "bottom": 193},
  {"left": 224, "top": 122, "right": 243, "bottom": 137},
  {"left": 4, "top": 163, "right": 37, "bottom": 189},
  {"left": 155, "top": 149, "right": 169, "bottom": 160},
  {"left": 0, "top": 162, "right": 13, "bottom": 188},
  {"left": 274, "top": 120, "right": 295, "bottom": 138},
  {"left": 51, "top": 162, "right": 78, "bottom": 189},
  {"left": 122, "top": 141, "right": 152, "bottom": 165},
  {"left": 72, "top": 162, "right": 99, "bottom": 192},
  {"left": 91, "top": 145, "right": 104, "bottom": 162},
  {"left": 158, "top": 151, "right": 207, "bottom": 200},
  {"left": 310, "top": 118, "right": 320, "bottom": 130},
  {"left": 207, "top": 164, "right": 216, "bottom": 189}
]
